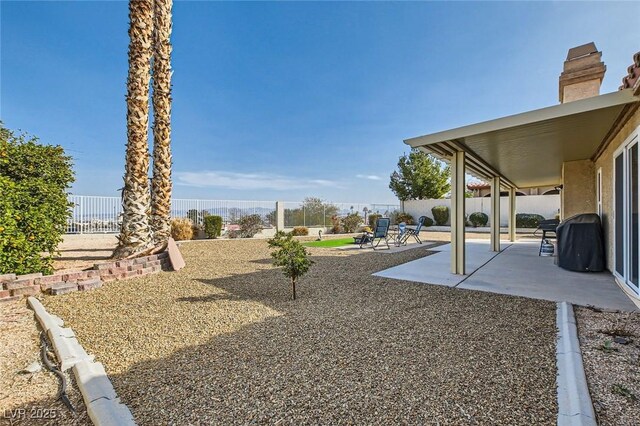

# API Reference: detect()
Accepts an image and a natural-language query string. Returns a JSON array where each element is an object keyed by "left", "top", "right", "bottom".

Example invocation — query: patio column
[
  {"left": 490, "top": 176, "right": 501, "bottom": 252},
  {"left": 508, "top": 188, "right": 516, "bottom": 242},
  {"left": 450, "top": 151, "right": 466, "bottom": 274}
]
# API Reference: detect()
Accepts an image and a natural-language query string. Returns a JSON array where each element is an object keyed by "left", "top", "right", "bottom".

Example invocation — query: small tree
[
  {"left": 268, "top": 231, "right": 313, "bottom": 300},
  {"left": 389, "top": 149, "right": 450, "bottom": 201}
]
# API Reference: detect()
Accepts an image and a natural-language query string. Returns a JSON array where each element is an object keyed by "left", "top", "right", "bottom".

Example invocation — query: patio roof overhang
[{"left": 404, "top": 89, "right": 640, "bottom": 189}]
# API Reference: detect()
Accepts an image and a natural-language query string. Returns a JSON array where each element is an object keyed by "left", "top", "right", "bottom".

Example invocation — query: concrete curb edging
[
  {"left": 556, "top": 301, "right": 597, "bottom": 426},
  {"left": 28, "top": 297, "right": 136, "bottom": 426}
]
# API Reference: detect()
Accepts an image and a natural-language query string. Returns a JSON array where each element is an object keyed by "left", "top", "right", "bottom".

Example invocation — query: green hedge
[
  {"left": 431, "top": 205, "right": 449, "bottom": 226},
  {"left": 0, "top": 125, "right": 74, "bottom": 274},
  {"left": 468, "top": 212, "right": 489, "bottom": 227},
  {"left": 423, "top": 216, "right": 434, "bottom": 227},
  {"left": 203, "top": 215, "right": 223, "bottom": 239},
  {"left": 516, "top": 213, "right": 546, "bottom": 228}
]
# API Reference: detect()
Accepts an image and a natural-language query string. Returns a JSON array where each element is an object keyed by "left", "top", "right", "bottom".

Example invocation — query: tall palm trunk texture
[
  {"left": 151, "top": 0, "right": 173, "bottom": 245},
  {"left": 113, "top": 0, "right": 154, "bottom": 258}
]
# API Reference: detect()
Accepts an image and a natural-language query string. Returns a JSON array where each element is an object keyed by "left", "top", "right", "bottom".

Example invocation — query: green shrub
[
  {"left": 291, "top": 226, "right": 309, "bottom": 236},
  {"left": 238, "top": 214, "right": 263, "bottom": 238},
  {"left": 431, "top": 205, "right": 449, "bottom": 226},
  {"left": 423, "top": 216, "right": 434, "bottom": 227},
  {"left": 468, "top": 212, "right": 489, "bottom": 227},
  {"left": 171, "top": 218, "right": 193, "bottom": 241},
  {"left": 0, "top": 125, "right": 74, "bottom": 275},
  {"left": 341, "top": 213, "right": 362, "bottom": 233},
  {"left": 368, "top": 214, "right": 382, "bottom": 228},
  {"left": 268, "top": 231, "right": 313, "bottom": 300},
  {"left": 516, "top": 213, "right": 546, "bottom": 228},
  {"left": 203, "top": 215, "right": 223, "bottom": 239},
  {"left": 395, "top": 212, "right": 414, "bottom": 225}
]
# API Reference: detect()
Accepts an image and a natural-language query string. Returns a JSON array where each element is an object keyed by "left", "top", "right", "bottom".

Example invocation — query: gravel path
[
  {"left": 44, "top": 239, "right": 557, "bottom": 424},
  {"left": 0, "top": 300, "right": 88, "bottom": 425},
  {"left": 576, "top": 307, "right": 640, "bottom": 425}
]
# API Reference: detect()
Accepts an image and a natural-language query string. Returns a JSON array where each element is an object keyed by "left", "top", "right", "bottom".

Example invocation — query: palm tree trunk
[
  {"left": 113, "top": 0, "right": 154, "bottom": 259},
  {"left": 150, "top": 0, "right": 173, "bottom": 245}
]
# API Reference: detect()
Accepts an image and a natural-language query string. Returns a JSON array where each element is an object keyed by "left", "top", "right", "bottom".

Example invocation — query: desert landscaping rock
[
  {"left": 575, "top": 307, "right": 640, "bottom": 426},
  {"left": 44, "top": 238, "right": 558, "bottom": 424}
]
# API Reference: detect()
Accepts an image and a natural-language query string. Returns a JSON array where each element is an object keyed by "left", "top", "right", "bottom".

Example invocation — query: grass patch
[{"left": 302, "top": 238, "right": 355, "bottom": 248}]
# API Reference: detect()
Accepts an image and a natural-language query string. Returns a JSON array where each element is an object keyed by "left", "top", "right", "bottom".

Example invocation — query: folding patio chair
[
  {"left": 359, "top": 217, "right": 391, "bottom": 250},
  {"left": 398, "top": 215, "right": 426, "bottom": 245}
]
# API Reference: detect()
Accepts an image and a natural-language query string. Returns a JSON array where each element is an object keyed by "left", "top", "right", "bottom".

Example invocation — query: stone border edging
[
  {"left": 28, "top": 297, "right": 136, "bottom": 426},
  {"left": 556, "top": 301, "right": 597, "bottom": 425}
]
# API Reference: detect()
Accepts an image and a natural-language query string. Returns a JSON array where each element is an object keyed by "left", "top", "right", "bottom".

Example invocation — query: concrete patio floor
[{"left": 375, "top": 240, "right": 638, "bottom": 312}]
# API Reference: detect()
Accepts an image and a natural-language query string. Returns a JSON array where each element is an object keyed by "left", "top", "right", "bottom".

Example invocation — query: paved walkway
[{"left": 375, "top": 240, "right": 638, "bottom": 312}]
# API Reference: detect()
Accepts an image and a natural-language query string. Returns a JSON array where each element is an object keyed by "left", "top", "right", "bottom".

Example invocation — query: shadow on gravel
[{"left": 90, "top": 245, "right": 559, "bottom": 425}]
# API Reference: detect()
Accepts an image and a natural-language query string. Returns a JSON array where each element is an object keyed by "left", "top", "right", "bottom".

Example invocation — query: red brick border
[{"left": 0, "top": 252, "right": 171, "bottom": 301}]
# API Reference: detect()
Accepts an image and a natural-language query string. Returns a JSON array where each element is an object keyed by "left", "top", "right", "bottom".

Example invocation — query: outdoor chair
[
  {"left": 398, "top": 215, "right": 426, "bottom": 245},
  {"left": 534, "top": 218, "right": 560, "bottom": 256},
  {"left": 358, "top": 217, "right": 391, "bottom": 250}
]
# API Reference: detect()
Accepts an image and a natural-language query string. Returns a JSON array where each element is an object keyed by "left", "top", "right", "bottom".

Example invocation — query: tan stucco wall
[
  {"left": 594, "top": 107, "right": 640, "bottom": 272},
  {"left": 561, "top": 159, "right": 596, "bottom": 219}
]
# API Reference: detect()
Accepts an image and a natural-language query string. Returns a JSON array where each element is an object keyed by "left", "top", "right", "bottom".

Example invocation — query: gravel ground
[
  {"left": 0, "top": 300, "right": 88, "bottom": 425},
  {"left": 43, "top": 238, "right": 557, "bottom": 425},
  {"left": 576, "top": 307, "right": 640, "bottom": 425}
]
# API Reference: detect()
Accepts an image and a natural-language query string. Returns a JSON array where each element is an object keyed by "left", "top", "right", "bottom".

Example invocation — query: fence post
[{"left": 275, "top": 201, "right": 285, "bottom": 232}]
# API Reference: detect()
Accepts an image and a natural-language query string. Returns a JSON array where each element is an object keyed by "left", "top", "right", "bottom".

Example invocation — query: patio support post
[
  {"left": 490, "top": 176, "right": 501, "bottom": 252},
  {"left": 450, "top": 151, "right": 466, "bottom": 274},
  {"left": 508, "top": 188, "right": 516, "bottom": 242}
]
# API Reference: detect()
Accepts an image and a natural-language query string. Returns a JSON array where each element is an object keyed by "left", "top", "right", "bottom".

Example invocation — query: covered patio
[
  {"left": 375, "top": 240, "right": 637, "bottom": 311},
  {"left": 404, "top": 89, "right": 639, "bottom": 276},
  {"left": 398, "top": 87, "right": 640, "bottom": 310}
]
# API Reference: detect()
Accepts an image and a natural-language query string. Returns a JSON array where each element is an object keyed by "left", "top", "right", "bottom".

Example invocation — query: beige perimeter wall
[{"left": 595, "top": 107, "right": 640, "bottom": 272}]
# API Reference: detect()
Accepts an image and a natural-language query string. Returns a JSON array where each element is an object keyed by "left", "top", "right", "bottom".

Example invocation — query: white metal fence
[
  {"left": 66, "top": 196, "right": 400, "bottom": 234},
  {"left": 282, "top": 202, "right": 400, "bottom": 227}
]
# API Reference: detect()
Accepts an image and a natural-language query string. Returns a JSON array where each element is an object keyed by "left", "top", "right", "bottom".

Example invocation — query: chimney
[{"left": 559, "top": 42, "right": 606, "bottom": 103}]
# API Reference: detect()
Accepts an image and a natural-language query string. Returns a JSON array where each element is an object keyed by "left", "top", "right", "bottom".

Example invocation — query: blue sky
[{"left": 1, "top": 1, "right": 638, "bottom": 203}]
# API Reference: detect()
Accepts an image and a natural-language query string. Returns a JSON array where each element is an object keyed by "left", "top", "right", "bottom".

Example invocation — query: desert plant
[
  {"left": 395, "top": 212, "right": 414, "bottom": 225},
  {"left": 238, "top": 214, "right": 263, "bottom": 238},
  {"left": 361, "top": 226, "right": 372, "bottom": 233},
  {"left": 0, "top": 125, "right": 75, "bottom": 274},
  {"left": 368, "top": 214, "right": 382, "bottom": 228},
  {"left": 203, "top": 215, "right": 223, "bottom": 239},
  {"left": 431, "top": 205, "right": 449, "bottom": 226},
  {"left": 291, "top": 226, "right": 309, "bottom": 236},
  {"left": 170, "top": 218, "right": 193, "bottom": 241},
  {"left": 516, "top": 213, "right": 545, "bottom": 228},
  {"left": 469, "top": 212, "right": 489, "bottom": 227},
  {"left": 341, "top": 213, "right": 362, "bottom": 233},
  {"left": 268, "top": 231, "right": 313, "bottom": 300},
  {"left": 330, "top": 215, "right": 342, "bottom": 234}
]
